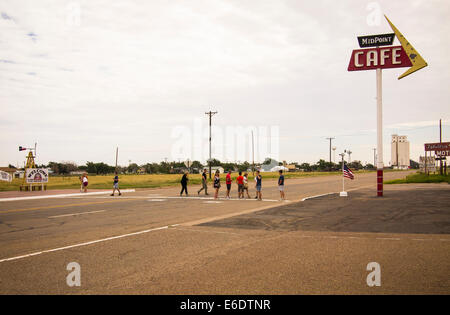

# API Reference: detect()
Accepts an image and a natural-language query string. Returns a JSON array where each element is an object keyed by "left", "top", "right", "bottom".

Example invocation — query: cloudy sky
[{"left": 1, "top": 0, "right": 449, "bottom": 167}]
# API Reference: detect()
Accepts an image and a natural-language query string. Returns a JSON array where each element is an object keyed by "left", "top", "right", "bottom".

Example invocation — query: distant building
[
  {"left": 391, "top": 134, "right": 410, "bottom": 169},
  {"left": 210, "top": 166, "right": 224, "bottom": 174}
]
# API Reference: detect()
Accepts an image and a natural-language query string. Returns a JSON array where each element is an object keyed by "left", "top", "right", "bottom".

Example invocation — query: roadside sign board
[
  {"left": 0, "top": 170, "right": 12, "bottom": 182},
  {"left": 435, "top": 150, "right": 450, "bottom": 157},
  {"left": 357, "top": 33, "right": 395, "bottom": 48},
  {"left": 419, "top": 156, "right": 436, "bottom": 172},
  {"left": 348, "top": 46, "right": 412, "bottom": 71},
  {"left": 26, "top": 168, "right": 49, "bottom": 183},
  {"left": 424, "top": 142, "right": 450, "bottom": 151}
]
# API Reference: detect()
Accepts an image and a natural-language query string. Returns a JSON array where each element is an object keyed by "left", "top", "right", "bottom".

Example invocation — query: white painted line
[
  {"left": 376, "top": 237, "right": 401, "bottom": 241},
  {"left": 301, "top": 192, "right": 336, "bottom": 201},
  {"left": 48, "top": 210, "right": 106, "bottom": 218},
  {"left": 147, "top": 199, "right": 167, "bottom": 202},
  {"left": 0, "top": 225, "right": 168, "bottom": 263},
  {"left": 148, "top": 196, "right": 279, "bottom": 202},
  {"left": 204, "top": 201, "right": 223, "bottom": 204},
  {"left": 173, "top": 227, "right": 241, "bottom": 236},
  {"left": 0, "top": 189, "right": 136, "bottom": 202}
]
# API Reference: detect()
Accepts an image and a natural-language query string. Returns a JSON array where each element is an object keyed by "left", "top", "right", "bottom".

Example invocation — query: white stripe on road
[
  {"left": 48, "top": 210, "right": 106, "bottom": 218},
  {"left": 149, "top": 196, "right": 280, "bottom": 202},
  {"left": 301, "top": 192, "right": 336, "bottom": 201},
  {"left": 0, "top": 189, "right": 136, "bottom": 202},
  {"left": 0, "top": 225, "right": 169, "bottom": 263}
]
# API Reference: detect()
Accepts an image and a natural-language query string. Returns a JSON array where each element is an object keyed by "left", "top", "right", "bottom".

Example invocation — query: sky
[{"left": 0, "top": 0, "right": 449, "bottom": 167}]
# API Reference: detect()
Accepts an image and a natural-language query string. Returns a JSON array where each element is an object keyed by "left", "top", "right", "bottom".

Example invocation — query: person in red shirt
[
  {"left": 225, "top": 171, "right": 232, "bottom": 199},
  {"left": 236, "top": 171, "right": 244, "bottom": 199}
]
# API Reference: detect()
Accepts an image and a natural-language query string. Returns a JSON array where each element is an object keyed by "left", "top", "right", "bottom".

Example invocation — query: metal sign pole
[{"left": 376, "top": 68, "right": 383, "bottom": 197}]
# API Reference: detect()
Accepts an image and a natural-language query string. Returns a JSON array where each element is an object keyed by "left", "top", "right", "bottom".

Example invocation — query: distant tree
[
  {"left": 237, "top": 161, "right": 250, "bottom": 172},
  {"left": 159, "top": 161, "right": 171, "bottom": 173},
  {"left": 315, "top": 159, "right": 330, "bottom": 171},
  {"left": 222, "top": 162, "right": 237, "bottom": 172},
  {"left": 190, "top": 160, "right": 203, "bottom": 170},
  {"left": 364, "top": 163, "right": 376, "bottom": 170},
  {"left": 348, "top": 160, "right": 363, "bottom": 170},
  {"left": 85, "top": 162, "right": 114, "bottom": 174},
  {"left": 410, "top": 159, "right": 419, "bottom": 169},
  {"left": 208, "top": 159, "right": 222, "bottom": 167},
  {"left": 298, "top": 163, "right": 312, "bottom": 172},
  {"left": 127, "top": 163, "right": 139, "bottom": 174},
  {"left": 86, "top": 162, "right": 97, "bottom": 174}
]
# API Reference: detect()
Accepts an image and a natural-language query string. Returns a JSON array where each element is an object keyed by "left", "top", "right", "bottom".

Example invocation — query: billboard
[
  {"left": 0, "top": 170, "right": 12, "bottom": 182},
  {"left": 26, "top": 168, "right": 49, "bottom": 183}
]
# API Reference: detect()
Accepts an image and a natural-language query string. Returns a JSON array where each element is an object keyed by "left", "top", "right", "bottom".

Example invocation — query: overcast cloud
[{"left": 0, "top": 0, "right": 449, "bottom": 167}]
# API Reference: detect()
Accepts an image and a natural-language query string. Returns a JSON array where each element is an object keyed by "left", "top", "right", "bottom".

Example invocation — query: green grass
[
  {"left": 385, "top": 172, "right": 450, "bottom": 184},
  {"left": 0, "top": 170, "right": 379, "bottom": 191}
]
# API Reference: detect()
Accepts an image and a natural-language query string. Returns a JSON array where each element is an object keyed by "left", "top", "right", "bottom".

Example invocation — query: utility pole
[
  {"left": 347, "top": 150, "right": 352, "bottom": 164},
  {"left": 332, "top": 146, "right": 336, "bottom": 163},
  {"left": 252, "top": 130, "right": 255, "bottom": 176},
  {"left": 326, "top": 137, "right": 335, "bottom": 170},
  {"left": 440, "top": 119, "right": 443, "bottom": 175},
  {"left": 373, "top": 148, "right": 377, "bottom": 167},
  {"left": 205, "top": 110, "right": 218, "bottom": 179},
  {"left": 115, "top": 147, "right": 118, "bottom": 172}
]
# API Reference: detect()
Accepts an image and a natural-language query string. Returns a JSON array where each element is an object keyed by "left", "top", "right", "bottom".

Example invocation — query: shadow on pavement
[{"left": 201, "top": 188, "right": 450, "bottom": 235}]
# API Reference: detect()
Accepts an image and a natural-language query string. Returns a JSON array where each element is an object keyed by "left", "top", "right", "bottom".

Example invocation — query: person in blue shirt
[
  {"left": 111, "top": 172, "right": 121, "bottom": 196},
  {"left": 255, "top": 170, "right": 262, "bottom": 201},
  {"left": 278, "top": 170, "right": 285, "bottom": 200}
]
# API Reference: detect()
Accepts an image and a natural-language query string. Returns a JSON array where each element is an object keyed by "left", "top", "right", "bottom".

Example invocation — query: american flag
[{"left": 343, "top": 164, "right": 354, "bottom": 180}]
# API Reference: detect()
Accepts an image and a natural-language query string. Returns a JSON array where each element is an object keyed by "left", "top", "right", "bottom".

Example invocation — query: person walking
[
  {"left": 236, "top": 171, "right": 244, "bottom": 199},
  {"left": 254, "top": 172, "right": 259, "bottom": 199},
  {"left": 111, "top": 172, "right": 121, "bottom": 196},
  {"left": 225, "top": 170, "right": 232, "bottom": 199},
  {"left": 198, "top": 168, "right": 208, "bottom": 195},
  {"left": 278, "top": 170, "right": 285, "bottom": 201},
  {"left": 255, "top": 170, "right": 262, "bottom": 200},
  {"left": 213, "top": 170, "right": 221, "bottom": 199},
  {"left": 81, "top": 173, "right": 88, "bottom": 193},
  {"left": 243, "top": 172, "right": 251, "bottom": 199},
  {"left": 180, "top": 171, "right": 189, "bottom": 196}
]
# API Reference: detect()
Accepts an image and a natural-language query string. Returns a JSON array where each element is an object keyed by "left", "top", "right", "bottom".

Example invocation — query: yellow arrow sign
[{"left": 385, "top": 15, "right": 428, "bottom": 79}]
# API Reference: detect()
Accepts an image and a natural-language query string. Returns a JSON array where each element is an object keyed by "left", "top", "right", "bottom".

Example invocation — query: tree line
[
  {"left": 26, "top": 158, "right": 395, "bottom": 175},
  {"left": 8, "top": 158, "right": 419, "bottom": 175}
]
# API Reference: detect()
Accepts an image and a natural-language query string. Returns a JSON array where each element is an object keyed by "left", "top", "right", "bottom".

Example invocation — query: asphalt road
[{"left": 0, "top": 170, "right": 448, "bottom": 294}]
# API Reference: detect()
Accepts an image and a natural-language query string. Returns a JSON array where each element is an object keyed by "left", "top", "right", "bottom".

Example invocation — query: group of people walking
[
  {"left": 180, "top": 169, "right": 286, "bottom": 201},
  {"left": 79, "top": 169, "right": 286, "bottom": 201}
]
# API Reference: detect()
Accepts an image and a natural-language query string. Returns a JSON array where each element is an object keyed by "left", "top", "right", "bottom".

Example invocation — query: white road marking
[
  {"left": 148, "top": 196, "right": 280, "bottom": 202},
  {"left": 172, "top": 227, "right": 241, "bottom": 236},
  {"left": 376, "top": 237, "right": 401, "bottom": 241},
  {"left": 0, "top": 225, "right": 168, "bottom": 263},
  {"left": 147, "top": 199, "right": 167, "bottom": 202},
  {"left": 48, "top": 210, "right": 106, "bottom": 218},
  {"left": 301, "top": 192, "right": 336, "bottom": 201},
  {"left": 0, "top": 189, "right": 136, "bottom": 202},
  {"left": 204, "top": 201, "right": 223, "bottom": 204}
]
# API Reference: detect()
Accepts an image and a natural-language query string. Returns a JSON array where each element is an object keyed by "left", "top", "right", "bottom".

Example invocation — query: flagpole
[{"left": 339, "top": 152, "right": 347, "bottom": 197}]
